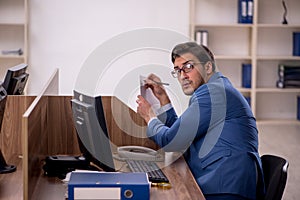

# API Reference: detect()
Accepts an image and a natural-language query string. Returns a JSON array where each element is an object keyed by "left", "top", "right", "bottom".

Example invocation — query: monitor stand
[{"left": 0, "top": 149, "right": 16, "bottom": 174}]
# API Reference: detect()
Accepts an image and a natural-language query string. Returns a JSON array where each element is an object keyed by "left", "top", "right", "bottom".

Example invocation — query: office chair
[{"left": 260, "top": 154, "right": 289, "bottom": 200}]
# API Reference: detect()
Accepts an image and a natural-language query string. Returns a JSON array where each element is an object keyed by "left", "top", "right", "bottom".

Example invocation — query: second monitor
[{"left": 2, "top": 63, "right": 29, "bottom": 95}]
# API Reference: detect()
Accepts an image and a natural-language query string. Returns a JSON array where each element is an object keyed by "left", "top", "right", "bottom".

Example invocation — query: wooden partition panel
[
  {"left": 0, "top": 96, "right": 34, "bottom": 158},
  {"left": 22, "top": 69, "right": 59, "bottom": 200},
  {"left": 0, "top": 96, "right": 34, "bottom": 200},
  {"left": 47, "top": 96, "right": 80, "bottom": 155},
  {"left": 45, "top": 95, "right": 158, "bottom": 155},
  {"left": 23, "top": 96, "right": 48, "bottom": 200},
  {"left": 103, "top": 96, "right": 159, "bottom": 150}
]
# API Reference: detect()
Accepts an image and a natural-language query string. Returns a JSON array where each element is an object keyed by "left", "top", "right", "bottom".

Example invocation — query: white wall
[{"left": 28, "top": 0, "right": 190, "bottom": 111}]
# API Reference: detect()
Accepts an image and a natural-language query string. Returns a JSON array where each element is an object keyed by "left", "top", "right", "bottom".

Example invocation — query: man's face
[{"left": 173, "top": 53, "right": 205, "bottom": 95}]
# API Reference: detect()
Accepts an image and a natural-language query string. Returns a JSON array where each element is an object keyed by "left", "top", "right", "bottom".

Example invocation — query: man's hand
[
  {"left": 144, "top": 74, "right": 171, "bottom": 106},
  {"left": 136, "top": 95, "right": 156, "bottom": 123}
]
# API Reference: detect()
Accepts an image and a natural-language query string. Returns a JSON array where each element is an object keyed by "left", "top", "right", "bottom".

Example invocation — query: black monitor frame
[
  {"left": 71, "top": 90, "right": 115, "bottom": 172},
  {"left": 3, "top": 63, "right": 29, "bottom": 95}
]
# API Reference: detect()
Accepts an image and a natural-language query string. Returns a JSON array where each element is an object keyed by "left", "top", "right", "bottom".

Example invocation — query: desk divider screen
[
  {"left": 22, "top": 68, "right": 59, "bottom": 200},
  {"left": 21, "top": 68, "right": 160, "bottom": 200}
]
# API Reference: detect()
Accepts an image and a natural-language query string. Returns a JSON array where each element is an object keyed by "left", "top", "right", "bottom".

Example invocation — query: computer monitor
[
  {"left": 2, "top": 63, "right": 29, "bottom": 95},
  {"left": 71, "top": 90, "right": 115, "bottom": 172},
  {"left": 0, "top": 85, "right": 16, "bottom": 174}
]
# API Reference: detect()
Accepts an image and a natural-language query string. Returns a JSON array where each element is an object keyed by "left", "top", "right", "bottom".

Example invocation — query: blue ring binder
[
  {"left": 297, "top": 96, "right": 300, "bottom": 120},
  {"left": 293, "top": 32, "right": 300, "bottom": 56}
]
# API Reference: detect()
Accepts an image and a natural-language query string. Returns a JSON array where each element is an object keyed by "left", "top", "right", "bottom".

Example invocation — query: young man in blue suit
[{"left": 136, "top": 42, "right": 264, "bottom": 200}]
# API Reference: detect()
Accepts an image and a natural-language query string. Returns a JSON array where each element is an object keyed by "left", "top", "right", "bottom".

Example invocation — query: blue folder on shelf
[
  {"left": 68, "top": 172, "right": 150, "bottom": 200},
  {"left": 293, "top": 32, "right": 300, "bottom": 56},
  {"left": 297, "top": 96, "right": 300, "bottom": 120},
  {"left": 238, "top": 0, "right": 247, "bottom": 23},
  {"left": 242, "top": 63, "right": 252, "bottom": 88}
]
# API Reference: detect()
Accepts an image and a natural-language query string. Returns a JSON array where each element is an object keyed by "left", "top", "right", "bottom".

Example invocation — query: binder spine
[
  {"left": 293, "top": 32, "right": 300, "bottom": 56},
  {"left": 242, "top": 63, "right": 252, "bottom": 88},
  {"left": 247, "top": 0, "right": 253, "bottom": 24},
  {"left": 297, "top": 96, "right": 300, "bottom": 120},
  {"left": 195, "top": 31, "right": 202, "bottom": 46},
  {"left": 244, "top": 96, "right": 251, "bottom": 107},
  {"left": 276, "top": 64, "right": 300, "bottom": 88},
  {"left": 195, "top": 30, "right": 208, "bottom": 47},
  {"left": 238, "top": 0, "right": 247, "bottom": 23}
]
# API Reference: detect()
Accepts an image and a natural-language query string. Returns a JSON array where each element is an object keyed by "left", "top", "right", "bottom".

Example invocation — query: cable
[{"left": 282, "top": 0, "right": 288, "bottom": 24}]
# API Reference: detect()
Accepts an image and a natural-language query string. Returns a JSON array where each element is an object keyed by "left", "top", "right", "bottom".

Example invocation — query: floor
[{"left": 258, "top": 124, "right": 300, "bottom": 200}]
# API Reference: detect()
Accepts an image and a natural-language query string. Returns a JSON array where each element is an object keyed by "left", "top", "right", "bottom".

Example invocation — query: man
[{"left": 136, "top": 42, "right": 264, "bottom": 200}]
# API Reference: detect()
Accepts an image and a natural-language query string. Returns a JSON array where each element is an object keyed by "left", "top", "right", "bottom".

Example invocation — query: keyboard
[{"left": 126, "top": 160, "right": 169, "bottom": 183}]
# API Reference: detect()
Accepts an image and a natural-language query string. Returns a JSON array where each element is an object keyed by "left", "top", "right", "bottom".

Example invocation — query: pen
[{"left": 151, "top": 80, "right": 170, "bottom": 86}]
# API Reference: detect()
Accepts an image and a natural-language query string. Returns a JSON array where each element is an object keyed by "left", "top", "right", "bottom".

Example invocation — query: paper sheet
[{"left": 139, "top": 75, "right": 161, "bottom": 113}]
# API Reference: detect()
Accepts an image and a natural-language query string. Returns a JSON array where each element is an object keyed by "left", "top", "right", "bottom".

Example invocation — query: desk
[
  {"left": 0, "top": 90, "right": 205, "bottom": 199},
  {"left": 30, "top": 156, "right": 205, "bottom": 200}
]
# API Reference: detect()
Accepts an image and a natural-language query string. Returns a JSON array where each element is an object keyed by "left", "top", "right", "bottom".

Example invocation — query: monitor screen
[
  {"left": 71, "top": 90, "right": 115, "bottom": 172},
  {"left": 2, "top": 63, "right": 29, "bottom": 95}
]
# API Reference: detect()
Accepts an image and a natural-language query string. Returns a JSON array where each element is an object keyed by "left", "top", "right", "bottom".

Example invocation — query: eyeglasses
[{"left": 171, "top": 62, "right": 201, "bottom": 78}]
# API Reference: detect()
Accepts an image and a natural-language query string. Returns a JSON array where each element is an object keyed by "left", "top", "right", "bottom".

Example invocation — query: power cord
[{"left": 282, "top": 0, "right": 288, "bottom": 24}]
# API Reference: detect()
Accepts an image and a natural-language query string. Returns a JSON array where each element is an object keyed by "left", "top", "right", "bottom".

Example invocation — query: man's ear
[{"left": 205, "top": 61, "right": 213, "bottom": 75}]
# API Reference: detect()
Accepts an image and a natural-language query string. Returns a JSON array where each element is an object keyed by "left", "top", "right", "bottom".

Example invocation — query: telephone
[{"left": 116, "top": 146, "right": 164, "bottom": 162}]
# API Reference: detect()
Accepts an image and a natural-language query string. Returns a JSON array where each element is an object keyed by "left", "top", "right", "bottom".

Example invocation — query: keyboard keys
[{"left": 126, "top": 160, "right": 169, "bottom": 183}]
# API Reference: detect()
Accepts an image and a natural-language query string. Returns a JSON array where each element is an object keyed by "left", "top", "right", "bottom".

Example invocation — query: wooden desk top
[
  {"left": 29, "top": 155, "right": 205, "bottom": 200},
  {"left": 150, "top": 156, "right": 205, "bottom": 200},
  {"left": 0, "top": 155, "right": 205, "bottom": 200}
]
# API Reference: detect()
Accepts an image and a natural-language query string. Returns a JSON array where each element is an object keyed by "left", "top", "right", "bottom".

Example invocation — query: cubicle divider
[
  {"left": 102, "top": 96, "right": 158, "bottom": 149},
  {"left": 19, "top": 68, "right": 159, "bottom": 199},
  {"left": 22, "top": 68, "right": 62, "bottom": 200},
  {"left": 0, "top": 95, "right": 35, "bottom": 200},
  {"left": 1, "top": 96, "right": 34, "bottom": 160}
]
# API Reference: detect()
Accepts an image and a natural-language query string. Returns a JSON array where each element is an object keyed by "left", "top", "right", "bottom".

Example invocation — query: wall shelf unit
[
  {"left": 190, "top": 0, "right": 300, "bottom": 126},
  {"left": 0, "top": 0, "right": 28, "bottom": 81}
]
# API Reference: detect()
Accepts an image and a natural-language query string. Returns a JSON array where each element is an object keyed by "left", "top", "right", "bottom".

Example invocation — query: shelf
[
  {"left": 215, "top": 55, "right": 252, "bottom": 60},
  {"left": 237, "top": 88, "right": 251, "bottom": 93},
  {"left": 0, "top": 55, "right": 25, "bottom": 60},
  {"left": 257, "top": 119, "right": 300, "bottom": 126},
  {"left": 256, "top": 88, "right": 300, "bottom": 93},
  {"left": 257, "top": 24, "right": 300, "bottom": 28},
  {"left": 0, "top": 23, "right": 25, "bottom": 26},
  {"left": 257, "top": 56, "right": 300, "bottom": 60},
  {"left": 195, "top": 24, "right": 253, "bottom": 28}
]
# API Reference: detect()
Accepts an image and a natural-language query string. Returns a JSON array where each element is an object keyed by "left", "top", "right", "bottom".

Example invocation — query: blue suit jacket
[{"left": 147, "top": 72, "right": 265, "bottom": 199}]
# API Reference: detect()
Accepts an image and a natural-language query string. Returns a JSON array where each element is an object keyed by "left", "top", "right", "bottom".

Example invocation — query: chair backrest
[{"left": 261, "top": 154, "right": 289, "bottom": 200}]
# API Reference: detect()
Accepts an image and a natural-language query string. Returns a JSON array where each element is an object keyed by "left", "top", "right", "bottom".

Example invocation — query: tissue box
[{"left": 68, "top": 172, "right": 150, "bottom": 200}]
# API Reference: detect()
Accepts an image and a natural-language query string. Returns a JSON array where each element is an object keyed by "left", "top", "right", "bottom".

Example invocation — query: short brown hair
[{"left": 171, "top": 42, "right": 216, "bottom": 71}]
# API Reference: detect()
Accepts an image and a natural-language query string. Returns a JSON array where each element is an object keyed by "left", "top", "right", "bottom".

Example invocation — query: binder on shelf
[
  {"left": 276, "top": 64, "right": 300, "bottom": 88},
  {"left": 195, "top": 30, "right": 208, "bottom": 47},
  {"left": 246, "top": 0, "right": 253, "bottom": 24},
  {"left": 242, "top": 63, "right": 252, "bottom": 88},
  {"left": 276, "top": 80, "right": 300, "bottom": 88},
  {"left": 238, "top": 0, "right": 247, "bottom": 23},
  {"left": 238, "top": 0, "right": 253, "bottom": 24},
  {"left": 297, "top": 96, "right": 300, "bottom": 120},
  {"left": 68, "top": 172, "right": 150, "bottom": 200},
  {"left": 244, "top": 96, "right": 251, "bottom": 107},
  {"left": 293, "top": 32, "right": 300, "bottom": 56}
]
